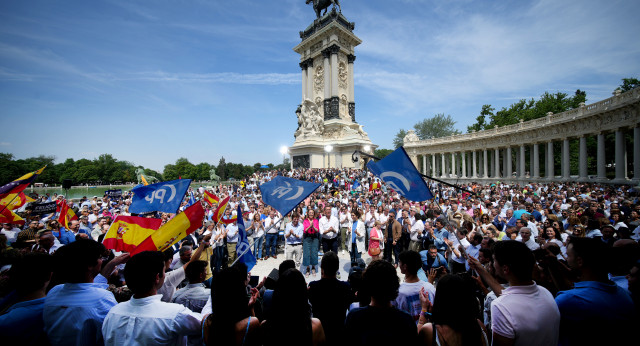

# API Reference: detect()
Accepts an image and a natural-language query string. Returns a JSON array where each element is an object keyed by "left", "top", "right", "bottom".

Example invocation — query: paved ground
[{"left": 248, "top": 246, "right": 405, "bottom": 285}]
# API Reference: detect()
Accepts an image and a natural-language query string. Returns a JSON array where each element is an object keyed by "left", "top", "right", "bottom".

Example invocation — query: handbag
[{"left": 369, "top": 247, "right": 381, "bottom": 256}]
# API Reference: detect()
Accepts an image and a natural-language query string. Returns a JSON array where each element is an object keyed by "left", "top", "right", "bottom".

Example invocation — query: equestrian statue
[{"left": 306, "top": 0, "right": 341, "bottom": 19}]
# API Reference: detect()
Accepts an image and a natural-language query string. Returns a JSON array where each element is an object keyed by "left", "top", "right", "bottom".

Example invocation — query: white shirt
[
  {"left": 102, "top": 294, "right": 202, "bottom": 346},
  {"left": 285, "top": 221, "right": 304, "bottom": 245},
  {"left": 172, "top": 283, "right": 210, "bottom": 313},
  {"left": 339, "top": 212, "right": 351, "bottom": 228},
  {"left": 226, "top": 224, "right": 239, "bottom": 243},
  {"left": 264, "top": 216, "right": 280, "bottom": 234},
  {"left": 491, "top": 283, "right": 560, "bottom": 345},
  {"left": 159, "top": 266, "right": 186, "bottom": 302},
  {"left": 365, "top": 211, "right": 377, "bottom": 228},
  {"left": 410, "top": 220, "right": 425, "bottom": 241},
  {"left": 319, "top": 214, "right": 339, "bottom": 239}
]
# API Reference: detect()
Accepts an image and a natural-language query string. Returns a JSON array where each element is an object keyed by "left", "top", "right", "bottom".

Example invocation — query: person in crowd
[
  {"left": 285, "top": 212, "right": 304, "bottom": 267},
  {"left": 555, "top": 237, "right": 635, "bottom": 345},
  {"left": 264, "top": 210, "right": 280, "bottom": 259},
  {"left": 344, "top": 260, "right": 418, "bottom": 345},
  {"left": 44, "top": 239, "right": 122, "bottom": 345},
  {"left": 308, "top": 251, "right": 352, "bottom": 346},
  {"left": 319, "top": 206, "right": 340, "bottom": 254},
  {"left": 427, "top": 219, "right": 449, "bottom": 257},
  {"left": 159, "top": 234, "right": 210, "bottom": 302},
  {"left": 102, "top": 251, "right": 204, "bottom": 345},
  {"left": 418, "top": 274, "right": 488, "bottom": 346},
  {"left": 172, "top": 260, "right": 210, "bottom": 313},
  {"left": 368, "top": 220, "right": 384, "bottom": 261},
  {"left": 226, "top": 217, "right": 240, "bottom": 264},
  {"left": 385, "top": 209, "right": 402, "bottom": 266},
  {"left": 347, "top": 209, "right": 366, "bottom": 265},
  {"left": 0, "top": 252, "right": 53, "bottom": 345},
  {"left": 339, "top": 205, "right": 352, "bottom": 254},
  {"left": 203, "top": 263, "right": 260, "bottom": 346},
  {"left": 394, "top": 250, "right": 436, "bottom": 323},
  {"left": 261, "top": 268, "right": 325, "bottom": 346},
  {"left": 251, "top": 213, "right": 265, "bottom": 260},
  {"left": 303, "top": 208, "right": 320, "bottom": 277}
]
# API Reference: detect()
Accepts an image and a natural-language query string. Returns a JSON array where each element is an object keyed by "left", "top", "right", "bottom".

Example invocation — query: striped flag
[
  {"left": 212, "top": 196, "right": 230, "bottom": 223},
  {"left": 103, "top": 216, "right": 163, "bottom": 253},
  {"left": 0, "top": 166, "right": 46, "bottom": 199},
  {"left": 0, "top": 192, "right": 35, "bottom": 210},
  {"left": 369, "top": 182, "right": 381, "bottom": 191},
  {"left": 57, "top": 200, "right": 78, "bottom": 229},
  {"left": 0, "top": 207, "right": 25, "bottom": 226},
  {"left": 141, "top": 175, "right": 149, "bottom": 186},
  {"left": 130, "top": 202, "right": 205, "bottom": 256},
  {"left": 202, "top": 190, "right": 220, "bottom": 206}
]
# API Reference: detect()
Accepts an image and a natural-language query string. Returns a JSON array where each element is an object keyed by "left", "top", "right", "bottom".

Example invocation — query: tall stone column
[
  {"left": 506, "top": 148, "right": 512, "bottom": 179},
  {"left": 422, "top": 155, "right": 427, "bottom": 175},
  {"left": 562, "top": 138, "right": 570, "bottom": 180},
  {"left": 519, "top": 145, "right": 526, "bottom": 178},
  {"left": 503, "top": 149, "right": 508, "bottom": 179},
  {"left": 432, "top": 154, "right": 437, "bottom": 177},
  {"left": 530, "top": 145, "right": 535, "bottom": 178},
  {"left": 483, "top": 150, "right": 488, "bottom": 178},
  {"left": 597, "top": 133, "right": 606, "bottom": 180},
  {"left": 441, "top": 154, "right": 447, "bottom": 178},
  {"left": 615, "top": 130, "right": 627, "bottom": 180},
  {"left": 451, "top": 153, "right": 457, "bottom": 177},
  {"left": 300, "top": 61, "right": 307, "bottom": 101},
  {"left": 330, "top": 45, "right": 339, "bottom": 98},
  {"left": 306, "top": 59, "right": 313, "bottom": 100},
  {"left": 322, "top": 48, "right": 331, "bottom": 102},
  {"left": 547, "top": 141, "right": 554, "bottom": 179},
  {"left": 533, "top": 143, "right": 540, "bottom": 178},
  {"left": 494, "top": 148, "right": 501, "bottom": 179},
  {"left": 635, "top": 127, "right": 640, "bottom": 181},
  {"left": 347, "top": 55, "right": 356, "bottom": 121},
  {"left": 472, "top": 151, "right": 477, "bottom": 178},
  {"left": 461, "top": 152, "right": 467, "bottom": 178},
  {"left": 578, "top": 136, "right": 588, "bottom": 181}
]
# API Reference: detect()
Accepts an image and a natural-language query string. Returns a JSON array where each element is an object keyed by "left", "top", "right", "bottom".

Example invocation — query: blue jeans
[
  {"left": 212, "top": 246, "right": 224, "bottom": 272},
  {"left": 265, "top": 233, "right": 278, "bottom": 257},
  {"left": 350, "top": 242, "right": 361, "bottom": 264},
  {"left": 253, "top": 236, "right": 264, "bottom": 258},
  {"left": 303, "top": 236, "right": 319, "bottom": 267}
]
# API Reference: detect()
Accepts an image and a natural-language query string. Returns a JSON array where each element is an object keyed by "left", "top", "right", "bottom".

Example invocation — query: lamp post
[
  {"left": 361, "top": 145, "right": 372, "bottom": 168},
  {"left": 324, "top": 144, "right": 333, "bottom": 169},
  {"left": 280, "top": 146, "right": 289, "bottom": 170}
]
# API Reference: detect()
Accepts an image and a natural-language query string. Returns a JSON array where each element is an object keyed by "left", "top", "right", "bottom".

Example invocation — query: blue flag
[
  {"left": 260, "top": 176, "right": 321, "bottom": 216},
  {"left": 367, "top": 147, "right": 434, "bottom": 202},
  {"left": 352, "top": 181, "right": 360, "bottom": 191},
  {"left": 235, "top": 206, "right": 257, "bottom": 272},
  {"left": 185, "top": 191, "right": 196, "bottom": 208},
  {"left": 130, "top": 179, "right": 192, "bottom": 214}
]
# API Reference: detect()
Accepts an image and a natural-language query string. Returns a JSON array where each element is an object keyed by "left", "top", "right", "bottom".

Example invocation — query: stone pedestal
[{"left": 289, "top": 9, "right": 376, "bottom": 169}]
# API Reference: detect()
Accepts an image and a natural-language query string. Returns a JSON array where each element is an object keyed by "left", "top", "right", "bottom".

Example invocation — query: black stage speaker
[{"left": 62, "top": 179, "right": 72, "bottom": 190}]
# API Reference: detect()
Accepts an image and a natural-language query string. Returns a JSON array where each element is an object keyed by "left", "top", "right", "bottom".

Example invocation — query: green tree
[
  {"left": 467, "top": 105, "right": 495, "bottom": 132},
  {"left": 218, "top": 157, "right": 227, "bottom": 181},
  {"left": 374, "top": 149, "right": 393, "bottom": 159},
  {"left": 194, "top": 162, "right": 212, "bottom": 181},
  {"left": 163, "top": 164, "right": 178, "bottom": 181},
  {"left": 414, "top": 113, "right": 461, "bottom": 139},
  {"left": 393, "top": 129, "right": 407, "bottom": 149},
  {"left": 174, "top": 157, "right": 196, "bottom": 179},
  {"left": 616, "top": 77, "right": 640, "bottom": 92}
]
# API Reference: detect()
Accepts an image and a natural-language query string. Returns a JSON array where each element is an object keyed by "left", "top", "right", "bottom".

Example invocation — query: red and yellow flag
[
  {"left": 221, "top": 214, "right": 237, "bottom": 225},
  {"left": 0, "top": 207, "right": 25, "bottom": 226},
  {"left": 103, "top": 216, "right": 163, "bottom": 253},
  {"left": 130, "top": 202, "right": 204, "bottom": 256},
  {"left": 369, "top": 182, "right": 381, "bottom": 191},
  {"left": 202, "top": 190, "right": 220, "bottom": 206},
  {"left": 0, "top": 166, "right": 46, "bottom": 199},
  {"left": 57, "top": 200, "right": 78, "bottom": 229},
  {"left": 212, "top": 196, "right": 230, "bottom": 223},
  {"left": 0, "top": 192, "right": 35, "bottom": 210}
]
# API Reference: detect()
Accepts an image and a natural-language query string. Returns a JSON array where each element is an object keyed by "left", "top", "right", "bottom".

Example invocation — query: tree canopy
[
  {"left": 394, "top": 113, "right": 461, "bottom": 148},
  {"left": 616, "top": 77, "right": 640, "bottom": 93}
]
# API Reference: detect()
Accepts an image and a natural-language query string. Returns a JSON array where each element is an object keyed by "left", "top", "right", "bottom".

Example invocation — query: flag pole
[{"left": 0, "top": 194, "right": 20, "bottom": 215}]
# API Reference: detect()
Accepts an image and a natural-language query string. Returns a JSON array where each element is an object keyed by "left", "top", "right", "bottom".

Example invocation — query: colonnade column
[
  {"left": 322, "top": 49, "right": 331, "bottom": 104},
  {"left": 483, "top": 150, "right": 488, "bottom": 178},
  {"left": 530, "top": 145, "right": 535, "bottom": 178},
  {"left": 441, "top": 154, "right": 447, "bottom": 178},
  {"left": 519, "top": 145, "right": 526, "bottom": 178},
  {"left": 472, "top": 151, "right": 477, "bottom": 178},
  {"left": 533, "top": 143, "right": 540, "bottom": 178},
  {"left": 461, "top": 152, "right": 467, "bottom": 178},
  {"left": 422, "top": 155, "right": 427, "bottom": 175},
  {"left": 300, "top": 61, "right": 307, "bottom": 101},
  {"left": 432, "top": 154, "right": 437, "bottom": 177},
  {"left": 506, "top": 148, "right": 512, "bottom": 179},
  {"left": 547, "top": 141, "right": 554, "bottom": 179},
  {"left": 578, "top": 136, "right": 588, "bottom": 180},
  {"left": 615, "top": 130, "right": 627, "bottom": 180},
  {"left": 494, "top": 149, "right": 501, "bottom": 179},
  {"left": 597, "top": 133, "right": 606, "bottom": 180},
  {"left": 562, "top": 138, "right": 570, "bottom": 180},
  {"left": 451, "top": 153, "right": 457, "bottom": 177}
]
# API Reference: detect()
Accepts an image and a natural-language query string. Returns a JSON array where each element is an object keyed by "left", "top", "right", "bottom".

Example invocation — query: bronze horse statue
[{"left": 306, "top": 0, "right": 341, "bottom": 19}]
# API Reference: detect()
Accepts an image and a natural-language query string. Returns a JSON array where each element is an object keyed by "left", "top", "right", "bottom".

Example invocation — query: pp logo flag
[
  {"left": 234, "top": 206, "right": 257, "bottom": 272},
  {"left": 260, "top": 176, "right": 321, "bottom": 216},
  {"left": 130, "top": 179, "right": 192, "bottom": 214},
  {"left": 367, "top": 147, "right": 434, "bottom": 202}
]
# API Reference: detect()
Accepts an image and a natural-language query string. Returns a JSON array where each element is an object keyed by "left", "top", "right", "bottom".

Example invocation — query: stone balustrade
[{"left": 403, "top": 88, "right": 640, "bottom": 184}]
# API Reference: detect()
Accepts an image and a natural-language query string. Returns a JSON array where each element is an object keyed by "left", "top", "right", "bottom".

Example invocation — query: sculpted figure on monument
[
  {"left": 298, "top": 99, "right": 324, "bottom": 137},
  {"left": 306, "top": 0, "right": 341, "bottom": 19}
]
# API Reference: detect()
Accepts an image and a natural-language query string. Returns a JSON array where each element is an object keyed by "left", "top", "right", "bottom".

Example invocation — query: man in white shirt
[
  {"left": 226, "top": 220, "right": 239, "bottom": 264},
  {"left": 172, "top": 260, "right": 210, "bottom": 313},
  {"left": 339, "top": 206, "right": 351, "bottom": 254},
  {"left": 319, "top": 206, "right": 340, "bottom": 254},
  {"left": 263, "top": 210, "right": 280, "bottom": 259},
  {"left": 285, "top": 213, "right": 304, "bottom": 267},
  {"left": 102, "top": 251, "right": 203, "bottom": 345},
  {"left": 394, "top": 250, "right": 436, "bottom": 323}
]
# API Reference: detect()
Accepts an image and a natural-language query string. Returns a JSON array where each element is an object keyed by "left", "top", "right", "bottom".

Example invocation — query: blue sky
[{"left": 1, "top": 0, "right": 638, "bottom": 171}]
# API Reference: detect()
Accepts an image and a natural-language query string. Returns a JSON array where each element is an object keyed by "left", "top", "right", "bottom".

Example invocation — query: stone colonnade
[{"left": 404, "top": 88, "right": 640, "bottom": 184}]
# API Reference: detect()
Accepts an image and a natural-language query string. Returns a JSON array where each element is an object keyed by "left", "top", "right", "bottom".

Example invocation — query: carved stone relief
[{"left": 314, "top": 65, "right": 324, "bottom": 94}]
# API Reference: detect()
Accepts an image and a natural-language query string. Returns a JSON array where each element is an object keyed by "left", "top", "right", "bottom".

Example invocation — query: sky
[{"left": 1, "top": 0, "right": 638, "bottom": 171}]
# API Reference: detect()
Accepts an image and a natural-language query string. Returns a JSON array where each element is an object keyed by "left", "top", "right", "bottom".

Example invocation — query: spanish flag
[
  {"left": 57, "top": 200, "right": 78, "bottom": 229},
  {"left": 369, "top": 182, "right": 381, "bottom": 191},
  {"left": 130, "top": 202, "right": 204, "bottom": 256},
  {"left": 0, "top": 207, "right": 25, "bottom": 226},
  {"left": 202, "top": 190, "right": 220, "bottom": 206},
  {"left": 103, "top": 216, "right": 162, "bottom": 253},
  {"left": 221, "top": 214, "right": 238, "bottom": 225},
  {"left": 212, "top": 196, "right": 230, "bottom": 223},
  {"left": 0, "top": 192, "right": 35, "bottom": 210},
  {"left": 0, "top": 166, "right": 46, "bottom": 199}
]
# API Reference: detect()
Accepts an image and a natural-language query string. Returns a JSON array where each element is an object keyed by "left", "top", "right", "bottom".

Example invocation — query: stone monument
[{"left": 289, "top": 6, "right": 376, "bottom": 169}]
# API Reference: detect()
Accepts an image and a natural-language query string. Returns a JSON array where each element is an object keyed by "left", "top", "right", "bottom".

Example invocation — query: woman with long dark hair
[
  {"left": 302, "top": 209, "right": 320, "bottom": 278},
  {"left": 203, "top": 263, "right": 260, "bottom": 346},
  {"left": 418, "top": 274, "right": 488, "bottom": 346},
  {"left": 261, "top": 268, "right": 325, "bottom": 346}
]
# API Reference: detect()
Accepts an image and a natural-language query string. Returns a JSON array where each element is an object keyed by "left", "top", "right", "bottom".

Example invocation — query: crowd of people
[{"left": 0, "top": 167, "right": 639, "bottom": 345}]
